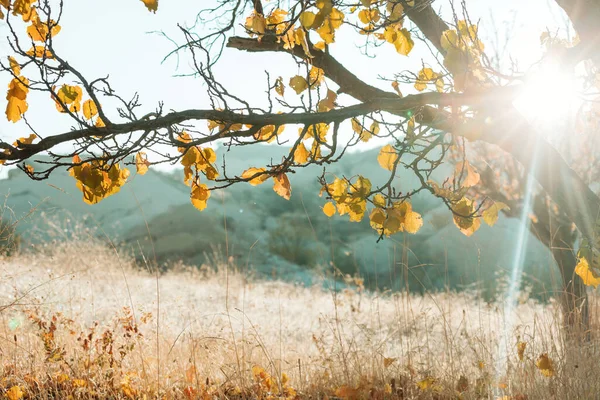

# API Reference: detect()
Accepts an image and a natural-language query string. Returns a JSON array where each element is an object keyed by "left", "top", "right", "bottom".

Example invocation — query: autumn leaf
[
  {"left": 245, "top": 12, "right": 266, "bottom": 37},
  {"left": 417, "top": 376, "right": 437, "bottom": 391},
  {"left": 82, "top": 99, "right": 98, "bottom": 120},
  {"left": 273, "top": 173, "right": 291, "bottom": 200},
  {"left": 317, "top": 89, "right": 337, "bottom": 112},
  {"left": 293, "top": 143, "right": 310, "bottom": 164},
  {"left": 316, "top": 8, "right": 344, "bottom": 43},
  {"left": 27, "top": 19, "right": 61, "bottom": 42},
  {"left": 575, "top": 256, "right": 600, "bottom": 288},
  {"left": 6, "top": 386, "right": 24, "bottom": 400},
  {"left": 299, "top": 11, "right": 316, "bottom": 29},
  {"left": 140, "top": 0, "right": 158, "bottom": 13},
  {"left": 323, "top": 202, "right": 336, "bottom": 217},
  {"left": 26, "top": 46, "right": 53, "bottom": 58},
  {"left": 241, "top": 167, "right": 268, "bottom": 186},
  {"left": 6, "top": 77, "right": 29, "bottom": 122},
  {"left": 135, "top": 152, "right": 150, "bottom": 175},
  {"left": 452, "top": 197, "right": 480, "bottom": 236},
  {"left": 289, "top": 75, "right": 308, "bottom": 94},
  {"left": 373, "top": 193, "right": 385, "bottom": 208},
  {"left": 377, "top": 144, "right": 398, "bottom": 171},
  {"left": 483, "top": 201, "right": 509, "bottom": 226},
  {"left": 535, "top": 353, "right": 554, "bottom": 377},
  {"left": 414, "top": 67, "right": 438, "bottom": 91},
  {"left": 55, "top": 84, "right": 83, "bottom": 113},
  {"left": 358, "top": 8, "right": 380, "bottom": 24},
  {"left": 13, "top": 133, "right": 36, "bottom": 148},
  {"left": 455, "top": 160, "right": 480, "bottom": 188},
  {"left": 329, "top": 177, "right": 348, "bottom": 201},
  {"left": 191, "top": 181, "right": 210, "bottom": 211},
  {"left": 517, "top": 341, "right": 526, "bottom": 361},
  {"left": 274, "top": 77, "right": 285, "bottom": 96},
  {"left": 391, "top": 80, "right": 403, "bottom": 96},
  {"left": 8, "top": 56, "right": 20, "bottom": 75}
]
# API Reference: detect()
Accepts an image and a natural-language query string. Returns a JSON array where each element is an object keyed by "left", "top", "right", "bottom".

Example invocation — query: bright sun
[{"left": 513, "top": 62, "right": 580, "bottom": 128}]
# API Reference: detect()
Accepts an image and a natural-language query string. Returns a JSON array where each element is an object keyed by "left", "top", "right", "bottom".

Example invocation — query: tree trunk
[{"left": 553, "top": 244, "right": 589, "bottom": 333}]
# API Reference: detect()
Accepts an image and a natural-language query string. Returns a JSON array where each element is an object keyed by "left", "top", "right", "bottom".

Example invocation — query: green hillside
[{"left": 0, "top": 146, "right": 562, "bottom": 298}]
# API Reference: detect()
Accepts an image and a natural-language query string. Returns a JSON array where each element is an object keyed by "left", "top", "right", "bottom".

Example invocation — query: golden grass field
[{"left": 1, "top": 238, "right": 599, "bottom": 399}]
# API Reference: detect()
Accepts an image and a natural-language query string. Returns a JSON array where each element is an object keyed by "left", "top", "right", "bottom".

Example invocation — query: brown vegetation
[{"left": 0, "top": 239, "right": 599, "bottom": 399}]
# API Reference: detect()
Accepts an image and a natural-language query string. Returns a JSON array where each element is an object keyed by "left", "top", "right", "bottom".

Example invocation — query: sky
[{"left": 0, "top": 0, "right": 574, "bottom": 178}]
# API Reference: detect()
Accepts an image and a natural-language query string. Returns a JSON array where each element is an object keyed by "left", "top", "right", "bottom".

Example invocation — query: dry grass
[{"left": 0, "top": 239, "right": 599, "bottom": 399}]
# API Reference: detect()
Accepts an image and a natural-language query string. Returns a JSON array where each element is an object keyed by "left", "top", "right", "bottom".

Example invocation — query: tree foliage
[{"left": 2, "top": 0, "right": 600, "bottom": 291}]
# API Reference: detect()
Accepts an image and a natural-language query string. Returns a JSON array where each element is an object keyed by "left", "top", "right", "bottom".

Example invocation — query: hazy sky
[{"left": 0, "top": 0, "right": 572, "bottom": 178}]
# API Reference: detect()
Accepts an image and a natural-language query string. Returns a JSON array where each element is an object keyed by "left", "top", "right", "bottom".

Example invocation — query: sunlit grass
[{"left": 0, "top": 239, "right": 599, "bottom": 399}]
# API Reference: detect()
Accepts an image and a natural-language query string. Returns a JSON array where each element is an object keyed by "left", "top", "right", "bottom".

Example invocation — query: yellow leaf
[
  {"left": 575, "top": 256, "right": 600, "bottom": 288},
  {"left": 404, "top": 209, "right": 423, "bottom": 234},
  {"left": 82, "top": 99, "right": 98, "bottom": 120},
  {"left": 329, "top": 177, "right": 348, "bottom": 201},
  {"left": 289, "top": 75, "right": 308, "bottom": 95},
  {"left": 135, "top": 152, "right": 150, "bottom": 175},
  {"left": 8, "top": 56, "right": 20, "bottom": 75},
  {"left": 358, "top": 8, "right": 380, "bottom": 24},
  {"left": 245, "top": 12, "right": 266, "bottom": 36},
  {"left": 316, "top": 8, "right": 344, "bottom": 43},
  {"left": 273, "top": 173, "right": 291, "bottom": 200},
  {"left": 13, "top": 133, "right": 36, "bottom": 148},
  {"left": 414, "top": 67, "right": 437, "bottom": 92},
  {"left": 6, "top": 77, "right": 29, "bottom": 122},
  {"left": 27, "top": 19, "right": 61, "bottom": 42},
  {"left": 535, "top": 353, "right": 554, "bottom": 377},
  {"left": 266, "top": 8, "right": 288, "bottom": 32},
  {"left": 55, "top": 84, "right": 82, "bottom": 113},
  {"left": 417, "top": 376, "right": 436, "bottom": 391},
  {"left": 299, "top": 11, "right": 316, "bottom": 29},
  {"left": 24, "top": 164, "right": 33, "bottom": 174},
  {"left": 314, "top": 41, "right": 326, "bottom": 51},
  {"left": 26, "top": 45, "right": 53, "bottom": 58},
  {"left": 309, "top": 66, "right": 325, "bottom": 87},
  {"left": 391, "top": 80, "right": 403, "bottom": 96},
  {"left": 317, "top": 89, "right": 337, "bottom": 112},
  {"left": 191, "top": 181, "right": 210, "bottom": 211},
  {"left": 386, "top": 1, "right": 403, "bottom": 18},
  {"left": 455, "top": 160, "right": 480, "bottom": 188},
  {"left": 394, "top": 28, "right": 414, "bottom": 55},
  {"left": 6, "top": 386, "right": 24, "bottom": 400},
  {"left": 293, "top": 143, "right": 310, "bottom": 164},
  {"left": 517, "top": 341, "right": 526, "bottom": 361},
  {"left": 242, "top": 167, "right": 268, "bottom": 186},
  {"left": 350, "top": 176, "right": 371, "bottom": 198},
  {"left": 72, "top": 379, "right": 87, "bottom": 388},
  {"left": 140, "top": 0, "right": 158, "bottom": 12},
  {"left": 483, "top": 201, "right": 509, "bottom": 226},
  {"left": 377, "top": 144, "right": 398, "bottom": 171},
  {"left": 323, "top": 202, "right": 336, "bottom": 217},
  {"left": 452, "top": 197, "right": 480, "bottom": 236},
  {"left": 351, "top": 118, "right": 362, "bottom": 134},
  {"left": 373, "top": 193, "right": 385, "bottom": 208},
  {"left": 274, "top": 76, "right": 285, "bottom": 96}
]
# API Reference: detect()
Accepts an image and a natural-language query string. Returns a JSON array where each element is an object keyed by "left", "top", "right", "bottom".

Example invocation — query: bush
[
  {"left": 268, "top": 213, "right": 319, "bottom": 267},
  {"left": 0, "top": 217, "right": 20, "bottom": 256}
]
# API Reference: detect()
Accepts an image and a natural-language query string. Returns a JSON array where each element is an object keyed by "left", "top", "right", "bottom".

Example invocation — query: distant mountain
[{"left": 0, "top": 146, "right": 562, "bottom": 298}]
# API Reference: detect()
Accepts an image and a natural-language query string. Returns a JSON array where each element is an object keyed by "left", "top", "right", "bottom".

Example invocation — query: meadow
[{"left": 1, "top": 236, "right": 599, "bottom": 399}]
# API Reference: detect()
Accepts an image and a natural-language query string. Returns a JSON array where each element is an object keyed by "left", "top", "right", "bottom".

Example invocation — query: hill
[{"left": 0, "top": 146, "right": 561, "bottom": 297}]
